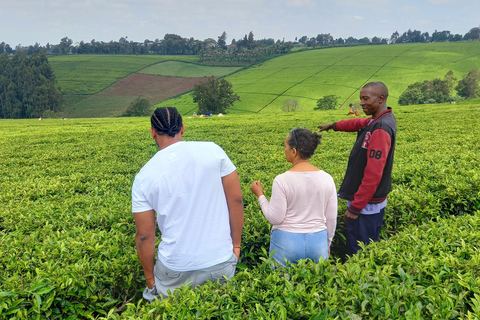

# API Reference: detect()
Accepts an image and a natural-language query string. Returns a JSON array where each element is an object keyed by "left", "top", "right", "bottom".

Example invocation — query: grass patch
[{"left": 138, "top": 61, "right": 243, "bottom": 77}]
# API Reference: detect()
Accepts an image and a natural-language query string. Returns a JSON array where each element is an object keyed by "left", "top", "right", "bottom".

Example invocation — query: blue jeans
[{"left": 269, "top": 229, "right": 329, "bottom": 267}]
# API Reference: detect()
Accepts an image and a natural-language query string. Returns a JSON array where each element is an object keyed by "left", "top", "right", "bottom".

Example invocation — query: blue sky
[{"left": 1, "top": 0, "right": 479, "bottom": 47}]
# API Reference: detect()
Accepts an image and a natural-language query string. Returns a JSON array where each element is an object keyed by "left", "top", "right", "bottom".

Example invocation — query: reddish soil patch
[{"left": 96, "top": 74, "right": 211, "bottom": 103}]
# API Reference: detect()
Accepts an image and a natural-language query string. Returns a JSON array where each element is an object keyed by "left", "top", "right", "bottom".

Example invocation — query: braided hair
[{"left": 151, "top": 107, "right": 183, "bottom": 137}]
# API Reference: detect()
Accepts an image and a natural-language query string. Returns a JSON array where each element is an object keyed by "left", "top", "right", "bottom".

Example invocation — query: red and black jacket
[{"left": 333, "top": 108, "right": 396, "bottom": 215}]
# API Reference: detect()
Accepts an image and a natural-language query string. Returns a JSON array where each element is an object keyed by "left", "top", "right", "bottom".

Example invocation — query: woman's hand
[{"left": 250, "top": 181, "right": 264, "bottom": 198}]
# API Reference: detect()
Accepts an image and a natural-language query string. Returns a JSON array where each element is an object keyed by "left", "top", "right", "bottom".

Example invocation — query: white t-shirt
[
  {"left": 258, "top": 170, "right": 338, "bottom": 246},
  {"left": 132, "top": 141, "right": 236, "bottom": 272}
]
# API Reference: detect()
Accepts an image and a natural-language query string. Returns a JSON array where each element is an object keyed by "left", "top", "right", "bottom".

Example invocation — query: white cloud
[{"left": 353, "top": 16, "right": 364, "bottom": 20}]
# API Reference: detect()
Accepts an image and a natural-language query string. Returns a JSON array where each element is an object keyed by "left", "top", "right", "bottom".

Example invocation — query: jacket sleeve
[
  {"left": 333, "top": 118, "right": 370, "bottom": 132},
  {"left": 348, "top": 128, "right": 391, "bottom": 214}
]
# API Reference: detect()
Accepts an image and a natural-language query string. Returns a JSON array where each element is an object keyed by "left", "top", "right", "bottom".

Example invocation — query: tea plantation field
[
  {"left": 1, "top": 101, "right": 480, "bottom": 319},
  {"left": 156, "top": 41, "right": 480, "bottom": 114},
  {"left": 49, "top": 55, "right": 200, "bottom": 95},
  {"left": 48, "top": 42, "right": 480, "bottom": 118}
]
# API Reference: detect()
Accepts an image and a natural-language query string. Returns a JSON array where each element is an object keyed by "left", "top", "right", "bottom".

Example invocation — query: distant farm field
[
  {"left": 158, "top": 42, "right": 480, "bottom": 115},
  {"left": 138, "top": 61, "right": 243, "bottom": 77},
  {"left": 50, "top": 42, "right": 480, "bottom": 118},
  {"left": 50, "top": 55, "right": 199, "bottom": 94},
  {"left": 50, "top": 55, "right": 245, "bottom": 118}
]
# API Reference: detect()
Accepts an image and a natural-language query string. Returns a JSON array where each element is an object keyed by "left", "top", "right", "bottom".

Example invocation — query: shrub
[
  {"left": 315, "top": 95, "right": 338, "bottom": 110},
  {"left": 282, "top": 99, "right": 302, "bottom": 112}
]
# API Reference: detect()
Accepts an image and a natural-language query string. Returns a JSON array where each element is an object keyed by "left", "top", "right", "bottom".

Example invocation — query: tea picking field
[{"left": 1, "top": 101, "right": 479, "bottom": 319}]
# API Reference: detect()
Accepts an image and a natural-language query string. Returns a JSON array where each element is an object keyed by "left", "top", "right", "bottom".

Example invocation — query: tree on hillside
[
  {"left": 59, "top": 37, "right": 73, "bottom": 54},
  {"left": 191, "top": 77, "right": 240, "bottom": 114},
  {"left": 282, "top": 99, "right": 302, "bottom": 112},
  {"left": 217, "top": 31, "right": 227, "bottom": 50},
  {"left": 122, "top": 96, "right": 151, "bottom": 117},
  {"left": 455, "top": 68, "right": 480, "bottom": 99},
  {"left": 248, "top": 31, "right": 255, "bottom": 49},
  {"left": 465, "top": 27, "right": 480, "bottom": 41},
  {"left": 315, "top": 95, "right": 338, "bottom": 110}
]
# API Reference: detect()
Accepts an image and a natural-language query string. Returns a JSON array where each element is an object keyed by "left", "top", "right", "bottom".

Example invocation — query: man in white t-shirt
[{"left": 132, "top": 107, "right": 244, "bottom": 302}]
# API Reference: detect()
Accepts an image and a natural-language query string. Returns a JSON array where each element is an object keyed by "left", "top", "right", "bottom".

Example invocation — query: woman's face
[{"left": 284, "top": 135, "right": 295, "bottom": 163}]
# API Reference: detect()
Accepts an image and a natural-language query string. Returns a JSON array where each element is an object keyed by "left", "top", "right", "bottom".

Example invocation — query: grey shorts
[{"left": 153, "top": 253, "right": 238, "bottom": 299}]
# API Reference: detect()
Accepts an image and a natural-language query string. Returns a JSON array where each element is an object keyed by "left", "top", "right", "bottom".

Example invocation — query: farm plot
[
  {"left": 50, "top": 55, "right": 199, "bottom": 95},
  {"left": 1, "top": 101, "right": 479, "bottom": 318}
]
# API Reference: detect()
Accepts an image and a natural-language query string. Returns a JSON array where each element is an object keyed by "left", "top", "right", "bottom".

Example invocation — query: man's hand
[
  {"left": 233, "top": 246, "right": 241, "bottom": 259},
  {"left": 343, "top": 209, "right": 359, "bottom": 224},
  {"left": 318, "top": 123, "right": 334, "bottom": 132}
]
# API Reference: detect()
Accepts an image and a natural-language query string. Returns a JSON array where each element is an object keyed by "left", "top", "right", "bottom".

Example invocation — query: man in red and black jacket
[{"left": 318, "top": 82, "right": 396, "bottom": 255}]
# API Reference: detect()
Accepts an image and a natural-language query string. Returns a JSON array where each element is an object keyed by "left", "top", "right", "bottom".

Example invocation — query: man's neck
[
  {"left": 372, "top": 106, "right": 388, "bottom": 118},
  {"left": 156, "top": 137, "right": 182, "bottom": 151}
]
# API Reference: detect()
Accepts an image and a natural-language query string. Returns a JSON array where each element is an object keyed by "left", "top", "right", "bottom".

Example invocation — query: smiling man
[{"left": 318, "top": 82, "right": 397, "bottom": 255}]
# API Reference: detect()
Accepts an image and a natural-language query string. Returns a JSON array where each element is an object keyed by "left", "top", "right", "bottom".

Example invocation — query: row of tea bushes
[
  {"left": 104, "top": 210, "right": 480, "bottom": 319},
  {"left": 1, "top": 102, "right": 479, "bottom": 317}
]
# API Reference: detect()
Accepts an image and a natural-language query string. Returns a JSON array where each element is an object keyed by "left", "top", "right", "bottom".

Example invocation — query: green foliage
[
  {"left": 398, "top": 71, "right": 455, "bottom": 105},
  {"left": 110, "top": 211, "right": 480, "bottom": 319},
  {"left": 0, "top": 52, "right": 62, "bottom": 119},
  {"left": 281, "top": 99, "right": 301, "bottom": 112},
  {"left": 160, "top": 42, "right": 480, "bottom": 114},
  {"left": 122, "top": 96, "right": 151, "bottom": 117},
  {"left": 191, "top": 77, "right": 240, "bottom": 114},
  {"left": 455, "top": 68, "right": 480, "bottom": 99},
  {"left": 315, "top": 95, "right": 338, "bottom": 110},
  {"left": 1, "top": 103, "right": 479, "bottom": 318}
]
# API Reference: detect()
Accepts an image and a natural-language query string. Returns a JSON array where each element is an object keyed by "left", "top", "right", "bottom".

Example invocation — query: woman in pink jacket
[{"left": 251, "top": 127, "right": 337, "bottom": 267}]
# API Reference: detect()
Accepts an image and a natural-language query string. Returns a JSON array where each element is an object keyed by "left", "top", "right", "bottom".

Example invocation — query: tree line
[
  {"left": 0, "top": 52, "right": 62, "bottom": 119},
  {"left": 2, "top": 26, "right": 479, "bottom": 58},
  {"left": 296, "top": 27, "right": 480, "bottom": 48}
]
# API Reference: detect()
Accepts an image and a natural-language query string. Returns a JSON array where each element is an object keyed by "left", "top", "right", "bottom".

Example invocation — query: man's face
[{"left": 359, "top": 87, "right": 384, "bottom": 116}]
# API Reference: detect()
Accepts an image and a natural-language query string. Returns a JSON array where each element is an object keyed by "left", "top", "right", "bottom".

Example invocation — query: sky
[{"left": 1, "top": 0, "right": 479, "bottom": 47}]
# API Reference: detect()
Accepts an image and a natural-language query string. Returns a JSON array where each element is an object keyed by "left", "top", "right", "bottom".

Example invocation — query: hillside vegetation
[
  {"left": 1, "top": 101, "right": 479, "bottom": 318},
  {"left": 49, "top": 42, "right": 480, "bottom": 118},
  {"left": 158, "top": 42, "right": 480, "bottom": 115}
]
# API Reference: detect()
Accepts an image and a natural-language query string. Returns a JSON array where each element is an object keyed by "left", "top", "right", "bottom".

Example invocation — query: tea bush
[{"left": 1, "top": 102, "right": 479, "bottom": 318}]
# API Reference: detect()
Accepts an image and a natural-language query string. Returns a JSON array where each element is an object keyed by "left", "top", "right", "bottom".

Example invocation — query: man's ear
[
  {"left": 180, "top": 123, "right": 185, "bottom": 136},
  {"left": 150, "top": 127, "right": 156, "bottom": 139}
]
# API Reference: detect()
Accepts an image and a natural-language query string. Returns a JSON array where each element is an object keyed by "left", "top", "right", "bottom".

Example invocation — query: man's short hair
[{"left": 363, "top": 82, "right": 388, "bottom": 100}]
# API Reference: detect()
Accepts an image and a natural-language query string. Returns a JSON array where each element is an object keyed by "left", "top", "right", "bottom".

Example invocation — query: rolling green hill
[
  {"left": 157, "top": 42, "right": 480, "bottom": 115},
  {"left": 49, "top": 55, "right": 200, "bottom": 95},
  {"left": 49, "top": 42, "right": 480, "bottom": 118}
]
